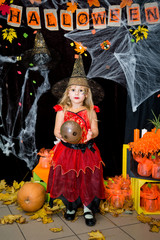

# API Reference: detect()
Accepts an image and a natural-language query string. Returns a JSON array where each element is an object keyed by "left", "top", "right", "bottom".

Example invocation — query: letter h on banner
[{"left": 7, "top": 4, "right": 22, "bottom": 27}]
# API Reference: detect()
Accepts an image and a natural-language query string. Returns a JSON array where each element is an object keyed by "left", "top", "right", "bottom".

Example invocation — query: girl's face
[{"left": 68, "top": 85, "right": 87, "bottom": 105}]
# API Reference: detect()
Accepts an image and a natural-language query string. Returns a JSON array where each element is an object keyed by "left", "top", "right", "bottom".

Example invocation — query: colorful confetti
[{"left": 23, "top": 33, "right": 28, "bottom": 38}]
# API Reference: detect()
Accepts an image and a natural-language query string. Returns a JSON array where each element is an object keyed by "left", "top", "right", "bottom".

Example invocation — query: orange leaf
[
  {"left": 67, "top": 2, "right": 78, "bottom": 13},
  {"left": 74, "top": 42, "right": 87, "bottom": 54},
  {"left": 29, "top": 0, "right": 41, "bottom": 4},
  {"left": 87, "top": 0, "right": 100, "bottom": 7},
  {"left": 120, "top": 0, "right": 133, "bottom": 8},
  {"left": 0, "top": 0, "right": 5, "bottom": 6}
]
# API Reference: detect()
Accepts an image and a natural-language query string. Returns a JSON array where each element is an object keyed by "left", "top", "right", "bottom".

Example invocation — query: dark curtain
[{"left": 0, "top": 0, "right": 159, "bottom": 185}]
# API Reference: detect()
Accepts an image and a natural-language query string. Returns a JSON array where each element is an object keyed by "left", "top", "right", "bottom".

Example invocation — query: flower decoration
[
  {"left": 100, "top": 40, "right": 111, "bottom": 50},
  {"left": 67, "top": 1, "right": 78, "bottom": 13},
  {"left": 0, "top": 3, "right": 10, "bottom": 15},
  {"left": 87, "top": 0, "right": 100, "bottom": 7},
  {"left": 2, "top": 28, "right": 17, "bottom": 43},
  {"left": 74, "top": 42, "right": 87, "bottom": 54},
  {"left": 129, "top": 111, "right": 160, "bottom": 156},
  {"left": 120, "top": 0, "right": 133, "bottom": 9},
  {"left": 129, "top": 130, "right": 160, "bottom": 156},
  {"left": 130, "top": 25, "right": 148, "bottom": 43}
]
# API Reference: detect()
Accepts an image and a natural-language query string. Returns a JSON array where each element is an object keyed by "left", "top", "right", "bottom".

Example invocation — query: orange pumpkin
[{"left": 17, "top": 182, "right": 46, "bottom": 212}]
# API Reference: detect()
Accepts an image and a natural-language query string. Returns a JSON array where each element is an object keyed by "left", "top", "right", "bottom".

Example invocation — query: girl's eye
[
  {"left": 80, "top": 89, "right": 84, "bottom": 93},
  {"left": 71, "top": 89, "right": 75, "bottom": 92}
]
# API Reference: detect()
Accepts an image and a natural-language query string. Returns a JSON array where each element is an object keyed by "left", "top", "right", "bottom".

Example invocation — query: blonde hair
[{"left": 58, "top": 85, "right": 94, "bottom": 123}]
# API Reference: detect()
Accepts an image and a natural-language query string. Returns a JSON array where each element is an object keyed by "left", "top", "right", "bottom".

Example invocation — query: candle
[
  {"left": 134, "top": 129, "right": 140, "bottom": 142},
  {"left": 141, "top": 128, "right": 147, "bottom": 137}
]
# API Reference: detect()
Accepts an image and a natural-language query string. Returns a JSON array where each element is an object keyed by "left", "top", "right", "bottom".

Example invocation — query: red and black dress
[{"left": 47, "top": 104, "right": 105, "bottom": 212}]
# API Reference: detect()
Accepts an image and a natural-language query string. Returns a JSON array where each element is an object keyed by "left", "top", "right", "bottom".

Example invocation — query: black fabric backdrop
[{"left": 0, "top": 0, "right": 159, "bottom": 185}]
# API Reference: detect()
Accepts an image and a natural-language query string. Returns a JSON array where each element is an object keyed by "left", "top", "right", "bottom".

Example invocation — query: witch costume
[{"left": 47, "top": 55, "right": 105, "bottom": 219}]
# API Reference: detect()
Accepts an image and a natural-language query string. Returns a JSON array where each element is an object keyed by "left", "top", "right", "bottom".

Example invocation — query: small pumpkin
[{"left": 17, "top": 182, "right": 46, "bottom": 212}]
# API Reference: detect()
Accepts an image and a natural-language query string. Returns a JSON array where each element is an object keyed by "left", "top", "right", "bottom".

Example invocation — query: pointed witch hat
[
  {"left": 21, "top": 31, "right": 60, "bottom": 70},
  {"left": 51, "top": 54, "right": 104, "bottom": 104}
]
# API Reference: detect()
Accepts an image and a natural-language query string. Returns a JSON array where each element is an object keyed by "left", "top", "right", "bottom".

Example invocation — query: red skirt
[{"left": 47, "top": 141, "right": 105, "bottom": 209}]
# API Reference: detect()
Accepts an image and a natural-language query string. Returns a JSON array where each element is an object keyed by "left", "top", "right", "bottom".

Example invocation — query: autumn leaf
[
  {"left": 29, "top": 0, "right": 41, "bottom": 4},
  {"left": 0, "top": 192, "right": 17, "bottom": 204},
  {"left": 0, "top": 3, "right": 10, "bottom": 15},
  {"left": 42, "top": 216, "right": 53, "bottom": 224},
  {"left": 150, "top": 225, "right": 160, "bottom": 233},
  {"left": 120, "top": 0, "right": 133, "bottom": 8},
  {"left": 2, "top": 28, "right": 17, "bottom": 43},
  {"left": 13, "top": 180, "right": 25, "bottom": 191},
  {"left": 88, "top": 230, "right": 105, "bottom": 240},
  {"left": 0, "top": 179, "right": 7, "bottom": 192},
  {"left": 50, "top": 227, "right": 63, "bottom": 232},
  {"left": 0, "top": 214, "right": 26, "bottom": 224},
  {"left": 0, "top": 0, "right": 5, "bottom": 6},
  {"left": 137, "top": 214, "right": 152, "bottom": 224},
  {"left": 74, "top": 42, "right": 87, "bottom": 54},
  {"left": 67, "top": 1, "right": 78, "bottom": 13},
  {"left": 87, "top": 0, "right": 100, "bottom": 7}
]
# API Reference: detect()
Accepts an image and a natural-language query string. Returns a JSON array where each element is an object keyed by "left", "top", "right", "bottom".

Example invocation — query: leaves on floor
[
  {"left": 137, "top": 213, "right": 160, "bottom": 233},
  {"left": 50, "top": 226, "right": 63, "bottom": 232},
  {"left": 0, "top": 180, "right": 25, "bottom": 205},
  {"left": 99, "top": 199, "right": 134, "bottom": 217},
  {"left": 0, "top": 214, "right": 26, "bottom": 224},
  {"left": 88, "top": 230, "right": 105, "bottom": 240}
]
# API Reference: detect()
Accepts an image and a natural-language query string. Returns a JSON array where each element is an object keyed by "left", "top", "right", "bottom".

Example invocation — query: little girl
[{"left": 47, "top": 57, "right": 105, "bottom": 226}]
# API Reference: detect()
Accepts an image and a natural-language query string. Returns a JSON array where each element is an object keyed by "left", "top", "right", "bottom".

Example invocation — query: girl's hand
[{"left": 84, "top": 129, "right": 93, "bottom": 143}]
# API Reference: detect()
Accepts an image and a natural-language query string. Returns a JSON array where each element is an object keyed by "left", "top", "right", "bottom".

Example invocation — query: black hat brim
[{"left": 51, "top": 78, "right": 105, "bottom": 104}]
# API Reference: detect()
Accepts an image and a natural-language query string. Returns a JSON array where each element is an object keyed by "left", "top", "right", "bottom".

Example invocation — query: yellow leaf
[
  {"left": 0, "top": 192, "right": 17, "bottom": 204},
  {"left": 13, "top": 180, "right": 21, "bottom": 190},
  {"left": 151, "top": 219, "right": 160, "bottom": 227},
  {"left": 50, "top": 205, "right": 60, "bottom": 211},
  {"left": 42, "top": 216, "right": 53, "bottom": 224},
  {"left": 2, "top": 28, "right": 17, "bottom": 43},
  {"left": 143, "top": 32, "right": 148, "bottom": 39},
  {"left": 150, "top": 225, "right": 160, "bottom": 233},
  {"left": 0, "top": 179, "right": 6, "bottom": 192},
  {"left": 50, "top": 227, "right": 63, "bottom": 232},
  {"left": 0, "top": 214, "right": 26, "bottom": 224},
  {"left": 16, "top": 216, "right": 27, "bottom": 224},
  {"left": 29, "top": 203, "right": 55, "bottom": 222},
  {"left": 137, "top": 214, "right": 152, "bottom": 223},
  {"left": 88, "top": 230, "right": 105, "bottom": 240}
]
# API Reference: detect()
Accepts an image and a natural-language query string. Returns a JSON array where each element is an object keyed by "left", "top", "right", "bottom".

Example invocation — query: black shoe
[
  {"left": 84, "top": 212, "right": 96, "bottom": 226},
  {"left": 49, "top": 198, "right": 54, "bottom": 208},
  {"left": 64, "top": 210, "right": 76, "bottom": 221}
]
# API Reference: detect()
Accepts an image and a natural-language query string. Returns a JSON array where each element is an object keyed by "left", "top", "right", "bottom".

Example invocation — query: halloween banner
[{"left": 7, "top": 2, "right": 160, "bottom": 30}]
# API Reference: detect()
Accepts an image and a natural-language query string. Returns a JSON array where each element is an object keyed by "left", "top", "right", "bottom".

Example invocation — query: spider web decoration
[
  {"left": 65, "top": 1, "right": 160, "bottom": 112},
  {"left": 0, "top": 60, "right": 50, "bottom": 169}
]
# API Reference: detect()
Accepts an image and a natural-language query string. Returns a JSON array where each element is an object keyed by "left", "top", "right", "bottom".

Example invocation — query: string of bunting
[{"left": 6, "top": 2, "right": 160, "bottom": 31}]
